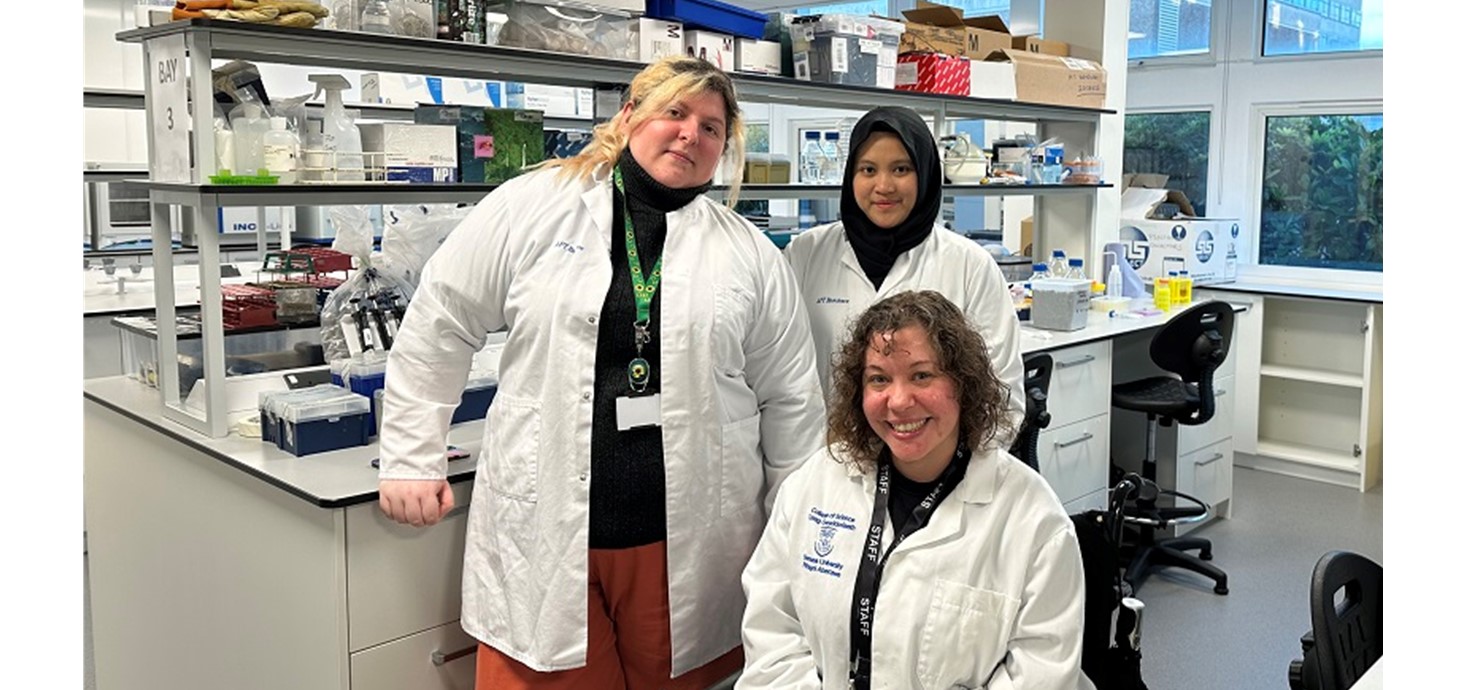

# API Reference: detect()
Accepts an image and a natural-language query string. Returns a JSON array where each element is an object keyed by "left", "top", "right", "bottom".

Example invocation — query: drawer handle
[
  {"left": 1054, "top": 432, "right": 1094, "bottom": 449},
  {"left": 1215, "top": 388, "right": 1227, "bottom": 397},
  {"left": 1055, "top": 354, "right": 1096, "bottom": 369},
  {"left": 445, "top": 504, "right": 470, "bottom": 519},
  {"left": 1195, "top": 452, "right": 1224, "bottom": 467},
  {"left": 431, "top": 645, "right": 478, "bottom": 666}
]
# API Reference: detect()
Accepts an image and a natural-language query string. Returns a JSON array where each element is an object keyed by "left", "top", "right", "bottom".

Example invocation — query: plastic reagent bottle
[
  {"left": 262, "top": 117, "right": 301, "bottom": 184},
  {"left": 309, "top": 74, "right": 365, "bottom": 182},
  {"left": 1106, "top": 262, "right": 1124, "bottom": 300},
  {"left": 229, "top": 102, "right": 269, "bottom": 176},
  {"left": 1178, "top": 269, "right": 1193, "bottom": 303},
  {"left": 1049, "top": 249, "right": 1070, "bottom": 278},
  {"left": 821, "top": 131, "right": 842, "bottom": 184},
  {"left": 801, "top": 131, "right": 823, "bottom": 184}
]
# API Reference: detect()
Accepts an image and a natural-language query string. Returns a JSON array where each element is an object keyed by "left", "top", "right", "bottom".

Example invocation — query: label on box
[
  {"left": 895, "top": 63, "right": 918, "bottom": 87},
  {"left": 475, "top": 134, "right": 494, "bottom": 159},
  {"left": 794, "top": 52, "right": 811, "bottom": 80},
  {"left": 860, "top": 38, "right": 880, "bottom": 54},
  {"left": 831, "top": 37, "right": 848, "bottom": 73}
]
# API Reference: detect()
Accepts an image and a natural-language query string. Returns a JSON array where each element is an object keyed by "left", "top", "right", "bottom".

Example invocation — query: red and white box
[{"left": 894, "top": 52, "right": 971, "bottom": 96}]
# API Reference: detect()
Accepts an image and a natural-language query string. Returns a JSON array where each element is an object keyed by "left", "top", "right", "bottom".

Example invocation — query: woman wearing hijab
[{"left": 784, "top": 106, "right": 1026, "bottom": 440}]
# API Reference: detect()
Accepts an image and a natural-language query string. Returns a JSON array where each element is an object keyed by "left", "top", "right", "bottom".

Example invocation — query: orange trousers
[{"left": 475, "top": 540, "right": 743, "bottom": 690}]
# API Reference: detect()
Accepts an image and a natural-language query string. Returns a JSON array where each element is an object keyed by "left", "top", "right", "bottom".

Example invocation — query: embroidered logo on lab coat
[{"left": 803, "top": 508, "right": 856, "bottom": 578}]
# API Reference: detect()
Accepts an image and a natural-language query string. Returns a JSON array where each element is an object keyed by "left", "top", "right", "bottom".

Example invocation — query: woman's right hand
[{"left": 379, "top": 479, "right": 457, "bottom": 527}]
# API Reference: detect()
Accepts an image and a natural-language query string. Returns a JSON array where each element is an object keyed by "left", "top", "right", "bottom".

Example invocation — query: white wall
[{"left": 1126, "top": 0, "right": 1382, "bottom": 288}]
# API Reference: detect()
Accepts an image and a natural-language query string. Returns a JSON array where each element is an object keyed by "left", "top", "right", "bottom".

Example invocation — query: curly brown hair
[{"left": 826, "top": 290, "right": 1012, "bottom": 472}]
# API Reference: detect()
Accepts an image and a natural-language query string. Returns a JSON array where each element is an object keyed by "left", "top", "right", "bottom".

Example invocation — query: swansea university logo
[{"left": 815, "top": 525, "right": 836, "bottom": 557}]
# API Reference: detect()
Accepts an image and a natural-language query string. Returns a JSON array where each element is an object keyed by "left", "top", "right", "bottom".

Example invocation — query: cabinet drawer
[
  {"left": 350, "top": 621, "right": 477, "bottom": 690},
  {"left": 1177, "top": 374, "right": 1234, "bottom": 452},
  {"left": 346, "top": 481, "right": 474, "bottom": 652},
  {"left": 1062, "top": 487, "right": 1108, "bottom": 516},
  {"left": 1176, "top": 438, "right": 1233, "bottom": 516},
  {"left": 1045, "top": 341, "right": 1112, "bottom": 427},
  {"left": 1036, "top": 414, "right": 1109, "bottom": 506}
]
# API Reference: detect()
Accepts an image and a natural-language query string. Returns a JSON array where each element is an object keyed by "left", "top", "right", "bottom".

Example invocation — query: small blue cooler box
[{"left": 646, "top": 0, "right": 769, "bottom": 39}]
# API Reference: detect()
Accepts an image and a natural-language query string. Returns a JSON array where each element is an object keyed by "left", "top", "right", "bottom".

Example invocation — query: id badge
[{"left": 615, "top": 394, "right": 662, "bottom": 430}]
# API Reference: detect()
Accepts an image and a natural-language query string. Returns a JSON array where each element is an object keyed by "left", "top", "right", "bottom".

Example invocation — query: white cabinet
[
  {"left": 1035, "top": 341, "right": 1113, "bottom": 512},
  {"left": 1243, "top": 295, "right": 1383, "bottom": 490},
  {"left": 1109, "top": 312, "right": 1245, "bottom": 535},
  {"left": 350, "top": 622, "right": 478, "bottom": 690}
]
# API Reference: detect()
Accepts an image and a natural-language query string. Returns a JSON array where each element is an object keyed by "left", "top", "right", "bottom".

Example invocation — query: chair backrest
[
  {"left": 1149, "top": 300, "right": 1234, "bottom": 426},
  {"left": 1009, "top": 352, "right": 1053, "bottom": 471},
  {"left": 1311, "top": 550, "right": 1383, "bottom": 690}
]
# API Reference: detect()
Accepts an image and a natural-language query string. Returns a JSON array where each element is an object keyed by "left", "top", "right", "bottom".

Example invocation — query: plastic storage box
[
  {"left": 1030, "top": 277, "right": 1092, "bottom": 331},
  {"left": 276, "top": 386, "right": 372, "bottom": 457},
  {"left": 492, "top": 0, "right": 639, "bottom": 60},
  {"left": 791, "top": 14, "right": 906, "bottom": 88},
  {"left": 646, "top": 0, "right": 768, "bottom": 39},
  {"left": 452, "top": 376, "right": 500, "bottom": 424}
]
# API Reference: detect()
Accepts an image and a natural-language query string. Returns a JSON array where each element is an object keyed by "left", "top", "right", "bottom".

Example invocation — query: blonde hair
[{"left": 537, "top": 55, "right": 745, "bottom": 205}]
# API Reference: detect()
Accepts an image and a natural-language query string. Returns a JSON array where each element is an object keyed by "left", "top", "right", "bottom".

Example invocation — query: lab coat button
[
  {"left": 579, "top": 472, "right": 588, "bottom": 482},
  {"left": 587, "top": 316, "right": 597, "bottom": 325},
  {"left": 582, "top": 392, "right": 591, "bottom": 401}
]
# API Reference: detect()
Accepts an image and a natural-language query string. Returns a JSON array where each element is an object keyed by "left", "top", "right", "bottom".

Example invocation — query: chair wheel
[{"left": 1214, "top": 583, "right": 1229, "bottom": 595}]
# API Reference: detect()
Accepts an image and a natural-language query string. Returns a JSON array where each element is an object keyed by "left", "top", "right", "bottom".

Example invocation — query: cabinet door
[
  {"left": 346, "top": 481, "right": 474, "bottom": 652},
  {"left": 350, "top": 621, "right": 477, "bottom": 690},
  {"left": 1045, "top": 341, "right": 1112, "bottom": 427},
  {"left": 1062, "top": 487, "right": 1109, "bottom": 516},
  {"left": 1036, "top": 414, "right": 1110, "bottom": 505}
]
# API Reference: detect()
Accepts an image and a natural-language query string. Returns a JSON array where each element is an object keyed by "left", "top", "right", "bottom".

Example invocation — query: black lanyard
[{"left": 847, "top": 445, "right": 968, "bottom": 690}]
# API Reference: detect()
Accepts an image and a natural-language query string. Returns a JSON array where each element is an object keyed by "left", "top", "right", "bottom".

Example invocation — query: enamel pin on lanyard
[{"left": 614, "top": 165, "right": 663, "bottom": 431}]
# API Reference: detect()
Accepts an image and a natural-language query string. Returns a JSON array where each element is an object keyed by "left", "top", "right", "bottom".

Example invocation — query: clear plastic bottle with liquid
[
  {"left": 1049, "top": 249, "right": 1070, "bottom": 278},
  {"left": 359, "top": 0, "right": 394, "bottom": 34},
  {"left": 821, "top": 131, "right": 842, "bottom": 183},
  {"left": 800, "top": 131, "right": 824, "bottom": 184},
  {"left": 262, "top": 117, "right": 300, "bottom": 184}
]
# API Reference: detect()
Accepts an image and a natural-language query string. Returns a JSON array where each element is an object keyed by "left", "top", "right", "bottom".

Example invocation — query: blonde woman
[{"left": 377, "top": 56, "right": 826, "bottom": 689}]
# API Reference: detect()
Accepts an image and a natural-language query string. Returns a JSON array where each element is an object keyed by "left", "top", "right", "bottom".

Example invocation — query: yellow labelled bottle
[
  {"left": 1178, "top": 270, "right": 1193, "bottom": 303},
  {"left": 1154, "top": 278, "right": 1172, "bottom": 312}
]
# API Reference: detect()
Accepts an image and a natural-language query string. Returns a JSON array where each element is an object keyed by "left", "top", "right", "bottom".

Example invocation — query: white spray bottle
[{"left": 308, "top": 74, "right": 364, "bottom": 182}]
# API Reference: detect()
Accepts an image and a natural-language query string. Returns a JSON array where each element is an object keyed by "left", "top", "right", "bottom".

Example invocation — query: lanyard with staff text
[
  {"left": 615, "top": 165, "right": 661, "bottom": 394},
  {"left": 847, "top": 444, "right": 969, "bottom": 690}
]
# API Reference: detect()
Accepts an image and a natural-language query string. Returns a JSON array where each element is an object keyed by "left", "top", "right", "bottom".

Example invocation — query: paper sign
[{"left": 148, "top": 34, "right": 190, "bottom": 182}]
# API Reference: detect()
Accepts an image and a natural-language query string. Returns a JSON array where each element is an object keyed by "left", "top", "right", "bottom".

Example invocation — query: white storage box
[
  {"left": 686, "top": 30, "right": 736, "bottom": 71},
  {"left": 735, "top": 37, "right": 782, "bottom": 75},
  {"left": 1030, "top": 278, "right": 1092, "bottom": 331},
  {"left": 357, "top": 122, "right": 459, "bottom": 183},
  {"left": 1120, "top": 188, "right": 1240, "bottom": 286},
  {"left": 638, "top": 18, "right": 686, "bottom": 63}
]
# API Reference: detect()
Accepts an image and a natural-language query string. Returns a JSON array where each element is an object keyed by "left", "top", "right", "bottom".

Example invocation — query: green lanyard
[{"left": 615, "top": 165, "right": 660, "bottom": 393}]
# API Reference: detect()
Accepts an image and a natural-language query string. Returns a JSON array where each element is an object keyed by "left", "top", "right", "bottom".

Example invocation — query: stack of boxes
[
  {"left": 789, "top": 14, "right": 905, "bottom": 88},
  {"left": 413, "top": 105, "right": 545, "bottom": 183}
]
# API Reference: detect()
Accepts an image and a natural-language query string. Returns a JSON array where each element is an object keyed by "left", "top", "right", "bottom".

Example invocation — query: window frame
[
  {"left": 1242, "top": 99, "right": 1383, "bottom": 286},
  {"left": 1257, "top": 0, "right": 1383, "bottom": 60},
  {"left": 1126, "top": 0, "right": 1227, "bottom": 70},
  {"left": 1123, "top": 107, "right": 1217, "bottom": 216}
]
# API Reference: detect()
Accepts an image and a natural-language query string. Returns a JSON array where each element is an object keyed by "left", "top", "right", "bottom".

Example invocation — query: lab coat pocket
[
  {"left": 712, "top": 283, "right": 754, "bottom": 374},
  {"left": 917, "top": 580, "right": 1016, "bottom": 690},
  {"left": 719, "top": 413, "right": 763, "bottom": 517},
  {"left": 481, "top": 394, "right": 541, "bottom": 502}
]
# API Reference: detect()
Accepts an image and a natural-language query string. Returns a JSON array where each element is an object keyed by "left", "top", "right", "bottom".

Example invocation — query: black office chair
[
  {"left": 1071, "top": 473, "right": 1151, "bottom": 690},
  {"left": 1110, "top": 300, "right": 1235, "bottom": 595},
  {"left": 1288, "top": 551, "right": 1383, "bottom": 690},
  {"left": 1009, "top": 352, "right": 1053, "bottom": 471}
]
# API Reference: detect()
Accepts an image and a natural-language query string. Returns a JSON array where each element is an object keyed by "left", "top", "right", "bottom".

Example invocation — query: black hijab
[{"left": 839, "top": 106, "right": 943, "bottom": 290}]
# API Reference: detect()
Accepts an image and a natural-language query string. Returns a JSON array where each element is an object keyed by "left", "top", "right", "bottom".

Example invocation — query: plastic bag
[
  {"left": 330, "top": 205, "right": 377, "bottom": 261},
  {"left": 379, "top": 203, "right": 474, "bottom": 290},
  {"left": 319, "top": 266, "right": 416, "bottom": 363}
]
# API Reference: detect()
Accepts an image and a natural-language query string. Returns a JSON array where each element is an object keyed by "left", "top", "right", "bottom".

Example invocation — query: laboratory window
[
  {"left": 1123, "top": 111, "right": 1212, "bottom": 216},
  {"left": 1128, "top": 0, "right": 1213, "bottom": 60},
  {"left": 1262, "top": 0, "right": 1383, "bottom": 56}
]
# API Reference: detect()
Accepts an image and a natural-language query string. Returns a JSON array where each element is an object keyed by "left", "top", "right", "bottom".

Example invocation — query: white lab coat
[
  {"left": 784, "top": 223, "right": 1026, "bottom": 441},
  {"left": 379, "top": 165, "right": 827, "bottom": 675},
  {"left": 738, "top": 447, "right": 1092, "bottom": 690}
]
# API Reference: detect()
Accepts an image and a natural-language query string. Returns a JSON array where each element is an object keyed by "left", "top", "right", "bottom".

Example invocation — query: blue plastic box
[
  {"left": 646, "top": 0, "right": 768, "bottom": 39},
  {"left": 277, "top": 391, "right": 372, "bottom": 457},
  {"left": 451, "top": 379, "right": 499, "bottom": 425}
]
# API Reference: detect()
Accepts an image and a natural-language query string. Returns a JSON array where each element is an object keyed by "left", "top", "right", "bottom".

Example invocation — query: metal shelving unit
[{"left": 116, "top": 18, "right": 1118, "bottom": 437}]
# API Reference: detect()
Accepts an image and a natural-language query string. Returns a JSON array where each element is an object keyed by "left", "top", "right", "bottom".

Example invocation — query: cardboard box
[
  {"left": 899, "top": 1, "right": 1012, "bottom": 60},
  {"left": 1120, "top": 188, "right": 1240, "bottom": 286},
  {"left": 983, "top": 49, "right": 1107, "bottom": 109},
  {"left": 687, "top": 30, "right": 736, "bottom": 72},
  {"left": 894, "top": 52, "right": 970, "bottom": 96},
  {"left": 735, "top": 37, "right": 783, "bottom": 75},
  {"left": 357, "top": 122, "right": 459, "bottom": 183},
  {"left": 1013, "top": 35, "right": 1070, "bottom": 56},
  {"left": 968, "top": 59, "right": 1015, "bottom": 100},
  {"left": 506, "top": 83, "right": 587, "bottom": 118},
  {"left": 638, "top": 18, "right": 685, "bottom": 63}
]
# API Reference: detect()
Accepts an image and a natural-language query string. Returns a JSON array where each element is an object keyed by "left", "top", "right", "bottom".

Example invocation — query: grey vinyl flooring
[
  {"left": 82, "top": 461, "right": 1381, "bottom": 690},
  {"left": 1134, "top": 459, "right": 1383, "bottom": 690}
]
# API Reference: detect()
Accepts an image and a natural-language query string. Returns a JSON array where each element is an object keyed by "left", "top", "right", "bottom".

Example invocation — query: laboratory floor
[{"left": 83, "top": 463, "right": 1383, "bottom": 689}]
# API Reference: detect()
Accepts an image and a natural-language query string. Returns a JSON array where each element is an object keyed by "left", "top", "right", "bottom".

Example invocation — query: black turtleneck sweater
[{"left": 589, "top": 152, "right": 709, "bottom": 549}]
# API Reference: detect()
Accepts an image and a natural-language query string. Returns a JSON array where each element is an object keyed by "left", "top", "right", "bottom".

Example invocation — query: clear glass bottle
[
  {"left": 821, "top": 131, "right": 842, "bottom": 184},
  {"left": 800, "top": 131, "right": 823, "bottom": 184},
  {"left": 1028, "top": 262, "right": 1052, "bottom": 284},
  {"left": 1049, "top": 249, "right": 1070, "bottom": 278},
  {"left": 359, "top": 0, "right": 394, "bottom": 34},
  {"left": 1067, "top": 257, "right": 1087, "bottom": 281},
  {"left": 262, "top": 117, "right": 300, "bottom": 184}
]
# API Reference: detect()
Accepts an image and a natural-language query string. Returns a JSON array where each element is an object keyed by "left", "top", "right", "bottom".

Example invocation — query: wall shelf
[
  {"left": 1255, "top": 441, "right": 1358, "bottom": 474},
  {"left": 1258, "top": 364, "right": 1364, "bottom": 389}
]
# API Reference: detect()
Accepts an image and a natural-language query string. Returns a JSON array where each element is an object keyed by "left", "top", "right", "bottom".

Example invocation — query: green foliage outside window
[
  {"left": 1259, "top": 114, "right": 1383, "bottom": 271},
  {"left": 1124, "top": 112, "right": 1211, "bottom": 216}
]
